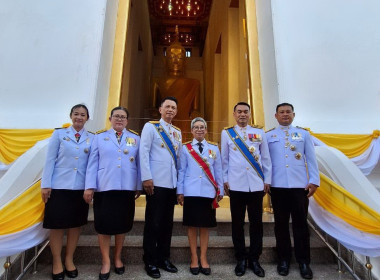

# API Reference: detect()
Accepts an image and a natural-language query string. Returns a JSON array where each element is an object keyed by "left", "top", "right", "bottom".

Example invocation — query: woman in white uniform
[
  {"left": 177, "top": 117, "right": 224, "bottom": 276},
  {"left": 41, "top": 104, "right": 94, "bottom": 280},
  {"left": 84, "top": 107, "right": 141, "bottom": 280}
]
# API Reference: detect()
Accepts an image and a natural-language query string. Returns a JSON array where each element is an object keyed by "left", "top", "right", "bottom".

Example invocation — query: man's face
[
  {"left": 275, "top": 105, "right": 295, "bottom": 126},
  {"left": 159, "top": 99, "right": 178, "bottom": 122},
  {"left": 233, "top": 105, "right": 251, "bottom": 127}
]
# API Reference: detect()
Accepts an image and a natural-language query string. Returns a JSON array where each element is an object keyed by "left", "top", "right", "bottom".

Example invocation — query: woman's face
[
  {"left": 191, "top": 121, "right": 207, "bottom": 142},
  {"left": 109, "top": 109, "right": 128, "bottom": 132},
  {"left": 70, "top": 107, "right": 88, "bottom": 130}
]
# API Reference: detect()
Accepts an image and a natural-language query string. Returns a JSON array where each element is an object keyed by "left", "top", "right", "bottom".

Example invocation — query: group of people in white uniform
[{"left": 41, "top": 97, "right": 319, "bottom": 280}]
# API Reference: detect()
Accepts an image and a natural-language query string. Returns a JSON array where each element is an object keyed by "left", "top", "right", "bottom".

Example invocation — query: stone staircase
[{"left": 19, "top": 197, "right": 355, "bottom": 280}]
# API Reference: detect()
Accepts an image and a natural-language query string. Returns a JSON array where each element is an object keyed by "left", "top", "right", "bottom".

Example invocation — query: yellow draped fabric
[
  {"left": 0, "top": 129, "right": 53, "bottom": 164},
  {"left": 310, "top": 130, "right": 379, "bottom": 158},
  {"left": 314, "top": 173, "right": 380, "bottom": 235},
  {"left": 0, "top": 180, "right": 44, "bottom": 235}
]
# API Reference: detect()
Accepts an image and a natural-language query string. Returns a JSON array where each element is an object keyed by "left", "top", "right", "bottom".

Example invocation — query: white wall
[
  {"left": 0, "top": 0, "right": 117, "bottom": 130},
  {"left": 257, "top": 0, "right": 380, "bottom": 133}
]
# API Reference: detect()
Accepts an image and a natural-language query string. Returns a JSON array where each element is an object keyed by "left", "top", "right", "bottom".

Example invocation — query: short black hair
[
  {"left": 160, "top": 96, "right": 178, "bottom": 106},
  {"left": 70, "top": 104, "right": 89, "bottom": 119},
  {"left": 276, "top": 103, "right": 294, "bottom": 112},
  {"left": 110, "top": 106, "right": 129, "bottom": 119},
  {"left": 233, "top": 102, "right": 250, "bottom": 111}
]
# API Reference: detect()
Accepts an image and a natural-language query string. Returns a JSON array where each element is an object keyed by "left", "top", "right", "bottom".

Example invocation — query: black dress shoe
[
  {"left": 234, "top": 260, "right": 247, "bottom": 276},
  {"left": 114, "top": 265, "right": 125, "bottom": 275},
  {"left": 200, "top": 265, "right": 211, "bottom": 276},
  {"left": 65, "top": 268, "right": 78, "bottom": 278},
  {"left": 277, "top": 260, "right": 290, "bottom": 276},
  {"left": 52, "top": 271, "right": 65, "bottom": 280},
  {"left": 98, "top": 271, "right": 110, "bottom": 280},
  {"left": 189, "top": 266, "right": 200, "bottom": 275},
  {"left": 157, "top": 260, "right": 178, "bottom": 273},
  {"left": 145, "top": 264, "right": 161, "bottom": 279},
  {"left": 248, "top": 260, "right": 265, "bottom": 277},
  {"left": 299, "top": 263, "right": 313, "bottom": 279}
]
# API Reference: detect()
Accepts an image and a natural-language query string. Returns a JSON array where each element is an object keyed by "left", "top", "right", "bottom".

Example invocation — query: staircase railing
[
  {"left": 308, "top": 219, "right": 373, "bottom": 280},
  {"left": 2, "top": 240, "right": 49, "bottom": 280}
]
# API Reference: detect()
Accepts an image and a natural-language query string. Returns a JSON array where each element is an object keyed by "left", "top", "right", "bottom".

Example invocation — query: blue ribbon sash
[
  {"left": 153, "top": 122, "right": 178, "bottom": 168},
  {"left": 226, "top": 127, "right": 264, "bottom": 180}
]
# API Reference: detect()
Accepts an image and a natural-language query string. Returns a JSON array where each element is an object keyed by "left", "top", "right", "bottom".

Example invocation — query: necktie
[
  {"left": 75, "top": 133, "right": 80, "bottom": 142},
  {"left": 116, "top": 131, "right": 122, "bottom": 144},
  {"left": 197, "top": 142, "right": 203, "bottom": 153}
]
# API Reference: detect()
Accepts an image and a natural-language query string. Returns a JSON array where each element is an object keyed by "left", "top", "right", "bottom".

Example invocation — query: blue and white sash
[
  {"left": 152, "top": 122, "right": 178, "bottom": 169},
  {"left": 226, "top": 127, "right": 264, "bottom": 180}
]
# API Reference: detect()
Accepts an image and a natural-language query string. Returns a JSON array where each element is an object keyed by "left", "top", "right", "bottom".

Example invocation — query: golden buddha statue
[{"left": 152, "top": 26, "right": 200, "bottom": 132}]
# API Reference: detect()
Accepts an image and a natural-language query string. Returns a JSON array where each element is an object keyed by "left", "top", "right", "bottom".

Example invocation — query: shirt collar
[
  {"left": 71, "top": 126, "right": 84, "bottom": 135},
  {"left": 278, "top": 124, "right": 293, "bottom": 130},
  {"left": 192, "top": 138, "right": 207, "bottom": 145}
]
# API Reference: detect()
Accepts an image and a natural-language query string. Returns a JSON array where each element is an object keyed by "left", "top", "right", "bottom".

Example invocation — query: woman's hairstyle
[
  {"left": 191, "top": 117, "right": 207, "bottom": 129},
  {"left": 110, "top": 106, "right": 129, "bottom": 119},
  {"left": 70, "top": 104, "right": 89, "bottom": 119}
]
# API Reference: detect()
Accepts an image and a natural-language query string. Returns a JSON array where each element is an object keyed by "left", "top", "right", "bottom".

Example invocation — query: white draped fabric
[
  {"left": 312, "top": 136, "right": 380, "bottom": 175},
  {"left": 309, "top": 198, "right": 380, "bottom": 257},
  {"left": 0, "top": 223, "right": 49, "bottom": 258}
]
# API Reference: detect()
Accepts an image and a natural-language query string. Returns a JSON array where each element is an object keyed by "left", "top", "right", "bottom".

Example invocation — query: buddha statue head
[{"left": 165, "top": 26, "right": 186, "bottom": 77}]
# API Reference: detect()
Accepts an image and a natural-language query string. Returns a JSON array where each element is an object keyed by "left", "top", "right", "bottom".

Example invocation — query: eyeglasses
[
  {"left": 193, "top": 126, "right": 206, "bottom": 131},
  {"left": 112, "top": 115, "right": 127, "bottom": 120}
]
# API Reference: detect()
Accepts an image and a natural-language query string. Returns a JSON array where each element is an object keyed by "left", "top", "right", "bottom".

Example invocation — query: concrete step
[
  {"left": 37, "top": 235, "right": 334, "bottom": 265},
  {"left": 22, "top": 263, "right": 354, "bottom": 280}
]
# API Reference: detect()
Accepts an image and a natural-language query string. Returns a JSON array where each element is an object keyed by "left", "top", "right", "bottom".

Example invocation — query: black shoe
[
  {"left": 114, "top": 266, "right": 125, "bottom": 275},
  {"left": 98, "top": 271, "right": 110, "bottom": 280},
  {"left": 277, "top": 261, "right": 290, "bottom": 276},
  {"left": 65, "top": 268, "right": 78, "bottom": 278},
  {"left": 234, "top": 260, "right": 247, "bottom": 277},
  {"left": 189, "top": 266, "right": 200, "bottom": 275},
  {"left": 145, "top": 264, "right": 161, "bottom": 279},
  {"left": 52, "top": 271, "right": 65, "bottom": 280},
  {"left": 200, "top": 265, "right": 211, "bottom": 276},
  {"left": 157, "top": 260, "right": 178, "bottom": 273},
  {"left": 248, "top": 260, "right": 265, "bottom": 277},
  {"left": 299, "top": 263, "right": 313, "bottom": 279}
]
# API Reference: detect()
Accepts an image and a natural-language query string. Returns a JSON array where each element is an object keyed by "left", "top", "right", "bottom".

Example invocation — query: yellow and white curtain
[
  {"left": 0, "top": 129, "right": 53, "bottom": 170},
  {"left": 310, "top": 130, "right": 380, "bottom": 175},
  {"left": 310, "top": 173, "right": 380, "bottom": 257},
  {"left": 0, "top": 180, "right": 48, "bottom": 258}
]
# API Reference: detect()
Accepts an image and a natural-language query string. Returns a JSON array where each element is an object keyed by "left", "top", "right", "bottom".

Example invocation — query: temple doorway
[{"left": 119, "top": 0, "right": 257, "bottom": 143}]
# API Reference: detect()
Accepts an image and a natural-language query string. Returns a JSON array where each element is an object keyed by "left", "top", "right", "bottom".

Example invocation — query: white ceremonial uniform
[
  {"left": 266, "top": 125, "right": 320, "bottom": 188},
  {"left": 221, "top": 125, "right": 272, "bottom": 190},
  {"left": 85, "top": 128, "right": 141, "bottom": 192},
  {"left": 139, "top": 118, "right": 182, "bottom": 188},
  {"left": 177, "top": 139, "right": 224, "bottom": 198},
  {"left": 41, "top": 126, "right": 94, "bottom": 190}
]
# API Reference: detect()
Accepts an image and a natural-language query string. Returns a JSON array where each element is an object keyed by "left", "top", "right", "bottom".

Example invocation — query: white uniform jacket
[
  {"left": 221, "top": 125, "right": 272, "bottom": 192},
  {"left": 139, "top": 119, "right": 182, "bottom": 189},
  {"left": 85, "top": 128, "right": 141, "bottom": 192},
  {"left": 41, "top": 126, "right": 94, "bottom": 190},
  {"left": 266, "top": 125, "right": 320, "bottom": 188},
  {"left": 177, "top": 139, "right": 224, "bottom": 198}
]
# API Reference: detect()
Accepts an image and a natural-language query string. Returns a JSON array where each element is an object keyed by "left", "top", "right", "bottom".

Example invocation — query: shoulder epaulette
[
  {"left": 172, "top": 125, "right": 181, "bottom": 131},
  {"left": 88, "top": 131, "right": 95, "bottom": 134},
  {"left": 207, "top": 141, "right": 218, "bottom": 146},
  {"left": 224, "top": 126, "right": 233, "bottom": 130},
  {"left": 183, "top": 140, "right": 192, "bottom": 145},
  {"left": 265, "top": 127, "right": 275, "bottom": 133},
  {"left": 149, "top": 121, "right": 160, "bottom": 124},
  {"left": 128, "top": 129, "right": 139, "bottom": 136},
  {"left": 96, "top": 129, "right": 107, "bottom": 134},
  {"left": 54, "top": 127, "right": 64, "bottom": 130},
  {"left": 296, "top": 126, "right": 309, "bottom": 131}
]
